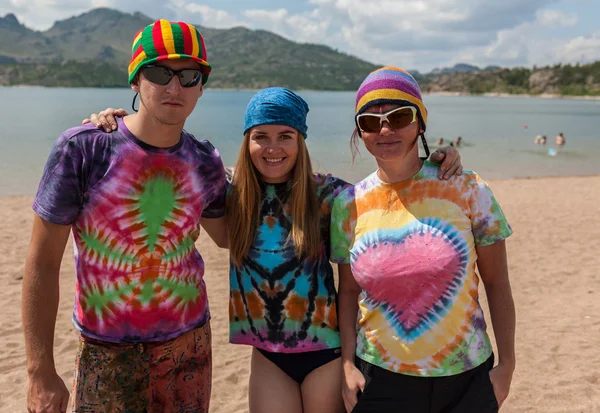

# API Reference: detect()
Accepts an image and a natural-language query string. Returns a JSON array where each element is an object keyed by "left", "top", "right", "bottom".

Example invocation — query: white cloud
[
  {"left": 535, "top": 9, "right": 578, "bottom": 27},
  {"left": 0, "top": 0, "right": 95, "bottom": 30},
  {"left": 557, "top": 31, "right": 600, "bottom": 64},
  {"left": 167, "top": 0, "right": 245, "bottom": 28},
  {"left": 242, "top": 8, "right": 330, "bottom": 44}
]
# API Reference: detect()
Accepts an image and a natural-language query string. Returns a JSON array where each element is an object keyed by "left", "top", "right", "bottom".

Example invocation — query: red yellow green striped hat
[{"left": 128, "top": 19, "right": 211, "bottom": 85}]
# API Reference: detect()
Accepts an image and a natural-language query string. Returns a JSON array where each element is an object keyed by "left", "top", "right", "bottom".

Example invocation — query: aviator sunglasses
[
  {"left": 141, "top": 64, "right": 203, "bottom": 88},
  {"left": 356, "top": 106, "right": 418, "bottom": 134}
]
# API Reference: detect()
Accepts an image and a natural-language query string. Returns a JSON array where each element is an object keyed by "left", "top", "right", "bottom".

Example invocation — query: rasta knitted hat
[
  {"left": 127, "top": 19, "right": 211, "bottom": 85},
  {"left": 244, "top": 87, "right": 310, "bottom": 139},
  {"left": 355, "top": 66, "right": 428, "bottom": 131}
]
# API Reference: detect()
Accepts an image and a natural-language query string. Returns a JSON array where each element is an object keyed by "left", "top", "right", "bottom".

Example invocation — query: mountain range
[
  {"left": 0, "top": 8, "right": 598, "bottom": 95},
  {"left": 0, "top": 8, "right": 377, "bottom": 89}
]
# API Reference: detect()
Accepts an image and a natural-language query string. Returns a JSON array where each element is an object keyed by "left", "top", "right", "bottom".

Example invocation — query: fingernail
[{"left": 111, "top": 124, "right": 116, "bottom": 130}]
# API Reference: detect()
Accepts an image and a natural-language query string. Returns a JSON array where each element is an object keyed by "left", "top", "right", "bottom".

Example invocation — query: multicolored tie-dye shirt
[
  {"left": 331, "top": 161, "right": 512, "bottom": 376},
  {"left": 229, "top": 174, "right": 350, "bottom": 353},
  {"left": 33, "top": 118, "right": 227, "bottom": 343}
]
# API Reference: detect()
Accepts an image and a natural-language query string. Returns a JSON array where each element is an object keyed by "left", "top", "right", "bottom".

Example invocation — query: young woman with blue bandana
[{"left": 84, "top": 87, "right": 462, "bottom": 412}]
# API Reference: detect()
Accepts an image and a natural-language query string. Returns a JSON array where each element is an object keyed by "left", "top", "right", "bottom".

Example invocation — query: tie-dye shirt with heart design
[
  {"left": 33, "top": 118, "right": 227, "bottom": 343},
  {"left": 330, "top": 161, "right": 512, "bottom": 376},
  {"left": 229, "top": 174, "right": 350, "bottom": 353}
]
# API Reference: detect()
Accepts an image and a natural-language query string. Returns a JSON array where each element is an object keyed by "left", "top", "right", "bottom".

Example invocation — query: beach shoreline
[{"left": 2, "top": 84, "right": 600, "bottom": 101}]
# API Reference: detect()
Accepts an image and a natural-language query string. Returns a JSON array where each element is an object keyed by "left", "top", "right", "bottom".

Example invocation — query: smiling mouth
[
  {"left": 263, "top": 157, "right": 286, "bottom": 165},
  {"left": 377, "top": 141, "right": 401, "bottom": 146}
]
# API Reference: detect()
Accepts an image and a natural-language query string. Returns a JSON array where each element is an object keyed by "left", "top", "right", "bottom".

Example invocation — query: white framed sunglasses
[{"left": 356, "top": 106, "right": 417, "bottom": 134}]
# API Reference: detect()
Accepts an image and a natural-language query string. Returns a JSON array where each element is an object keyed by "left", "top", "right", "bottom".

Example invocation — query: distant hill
[
  {"left": 421, "top": 62, "right": 600, "bottom": 96},
  {"left": 430, "top": 63, "right": 481, "bottom": 75},
  {"left": 0, "top": 8, "right": 378, "bottom": 89}
]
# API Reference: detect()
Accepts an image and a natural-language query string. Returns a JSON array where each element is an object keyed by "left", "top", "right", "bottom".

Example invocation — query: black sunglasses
[{"left": 141, "top": 64, "right": 203, "bottom": 88}]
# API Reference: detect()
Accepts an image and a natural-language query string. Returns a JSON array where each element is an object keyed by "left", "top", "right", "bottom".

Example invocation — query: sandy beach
[{"left": 1, "top": 175, "right": 599, "bottom": 413}]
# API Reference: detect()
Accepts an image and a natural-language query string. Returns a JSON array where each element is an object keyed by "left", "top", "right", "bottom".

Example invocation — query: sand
[{"left": 1, "top": 175, "right": 599, "bottom": 413}]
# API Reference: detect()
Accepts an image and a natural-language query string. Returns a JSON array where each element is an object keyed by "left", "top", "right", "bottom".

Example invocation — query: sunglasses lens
[
  {"left": 388, "top": 108, "right": 416, "bottom": 129},
  {"left": 178, "top": 69, "right": 202, "bottom": 87},
  {"left": 357, "top": 115, "right": 381, "bottom": 133},
  {"left": 142, "top": 66, "right": 173, "bottom": 85}
]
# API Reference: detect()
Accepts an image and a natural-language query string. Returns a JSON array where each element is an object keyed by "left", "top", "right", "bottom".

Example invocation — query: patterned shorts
[{"left": 70, "top": 322, "right": 212, "bottom": 413}]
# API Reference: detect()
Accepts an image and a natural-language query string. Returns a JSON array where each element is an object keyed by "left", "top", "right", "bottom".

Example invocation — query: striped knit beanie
[
  {"left": 355, "top": 66, "right": 428, "bottom": 130},
  {"left": 128, "top": 19, "right": 211, "bottom": 85}
]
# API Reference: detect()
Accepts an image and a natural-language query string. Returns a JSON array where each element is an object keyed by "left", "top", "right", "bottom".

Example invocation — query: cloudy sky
[{"left": 2, "top": 0, "right": 599, "bottom": 71}]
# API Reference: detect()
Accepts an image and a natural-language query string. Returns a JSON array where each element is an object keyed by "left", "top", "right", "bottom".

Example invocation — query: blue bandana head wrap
[{"left": 243, "top": 87, "right": 309, "bottom": 138}]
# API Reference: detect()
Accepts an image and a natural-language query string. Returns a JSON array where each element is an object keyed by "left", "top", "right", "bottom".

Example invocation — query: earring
[{"left": 131, "top": 93, "right": 139, "bottom": 113}]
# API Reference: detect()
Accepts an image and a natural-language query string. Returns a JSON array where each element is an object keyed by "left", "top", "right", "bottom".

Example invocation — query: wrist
[
  {"left": 342, "top": 357, "right": 355, "bottom": 368},
  {"left": 27, "top": 361, "right": 57, "bottom": 378},
  {"left": 498, "top": 358, "right": 516, "bottom": 372}
]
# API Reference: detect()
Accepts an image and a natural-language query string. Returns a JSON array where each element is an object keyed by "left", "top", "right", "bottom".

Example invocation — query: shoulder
[
  {"left": 183, "top": 131, "right": 220, "bottom": 155},
  {"left": 314, "top": 173, "right": 351, "bottom": 193},
  {"left": 55, "top": 123, "right": 110, "bottom": 146},
  {"left": 183, "top": 133, "right": 225, "bottom": 170},
  {"left": 51, "top": 124, "right": 118, "bottom": 157},
  {"left": 421, "top": 161, "right": 486, "bottom": 188}
]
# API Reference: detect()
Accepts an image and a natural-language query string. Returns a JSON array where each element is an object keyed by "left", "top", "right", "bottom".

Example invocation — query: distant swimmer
[
  {"left": 455, "top": 136, "right": 462, "bottom": 147},
  {"left": 436, "top": 137, "right": 444, "bottom": 146},
  {"left": 534, "top": 135, "right": 547, "bottom": 145},
  {"left": 555, "top": 132, "right": 566, "bottom": 146}
]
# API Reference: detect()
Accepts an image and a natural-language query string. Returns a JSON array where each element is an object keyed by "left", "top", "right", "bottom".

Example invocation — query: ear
[
  {"left": 130, "top": 73, "right": 141, "bottom": 93},
  {"left": 197, "top": 83, "right": 204, "bottom": 99}
]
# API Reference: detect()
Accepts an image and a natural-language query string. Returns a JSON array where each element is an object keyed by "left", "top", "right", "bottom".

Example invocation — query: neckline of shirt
[
  {"left": 372, "top": 160, "right": 432, "bottom": 189},
  {"left": 117, "top": 117, "right": 186, "bottom": 154}
]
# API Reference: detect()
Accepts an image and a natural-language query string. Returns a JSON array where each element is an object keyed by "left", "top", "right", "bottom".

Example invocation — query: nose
[
  {"left": 165, "top": 75, "right": 183, "bottom": 94},
  {"left": 380, "top": 120, "right": 394, "bottom": 136}
]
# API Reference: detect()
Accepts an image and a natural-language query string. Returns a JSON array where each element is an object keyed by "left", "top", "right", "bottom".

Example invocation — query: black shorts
[
  {"left": 257, "top": 347, "right": 341, "bottom": 384},
  {"left": 353, "top": 355, "right": 498, "bottom": 413}
]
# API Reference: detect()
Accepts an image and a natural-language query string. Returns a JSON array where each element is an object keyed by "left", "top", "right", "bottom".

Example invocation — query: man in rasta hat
[{"left": 22, "top": 19, "right": 227, "bottom": 412}]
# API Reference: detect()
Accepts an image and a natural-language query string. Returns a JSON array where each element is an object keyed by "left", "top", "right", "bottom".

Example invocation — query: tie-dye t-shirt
[
  {"left": 229, "top": 174, "right": 350, "bottom": 353},
  {"left": 33, "top": 118, "right": 227, "bottom": 343},
  {"left": 330, "top": 161, "right": 512, "bottom": 376}
]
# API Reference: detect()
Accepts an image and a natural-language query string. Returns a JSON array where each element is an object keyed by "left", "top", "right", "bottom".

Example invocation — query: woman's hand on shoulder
[
  {"left": 81, "top": 108, "right": 128, "bottom": 133},
  {"left": 430, "top": 145, "right": 463, "bottom": 180}
]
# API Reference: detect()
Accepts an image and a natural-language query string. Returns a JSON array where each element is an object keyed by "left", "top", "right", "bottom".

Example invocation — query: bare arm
[
  {"left": 22, "top": 214, "right": 71, "bottom": 412},
  {"left": 338, "top": 263, "right": 365, "bottom": 412},
  {"left": 200, "top": 216, "right": 229, "bottom": 249},
  {"left": 476, "top": 240, "right": 516, "bottom": 407}
]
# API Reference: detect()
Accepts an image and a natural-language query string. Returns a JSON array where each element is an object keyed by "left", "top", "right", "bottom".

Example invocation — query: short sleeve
[
  {"left": 200, "top": 142, "right": 229, "bottom": 219},
  {"left": 469, "top": 174, "right": 513, "bottom": 246},
  {"left": 316, "top": 173, "right": 351, "bottom": 213},
  {"left": 330, "top": 187, "right": 355, "bottom": 264},
  {"left": 32, "top": 134, "right": 85, "bottom": 225}
]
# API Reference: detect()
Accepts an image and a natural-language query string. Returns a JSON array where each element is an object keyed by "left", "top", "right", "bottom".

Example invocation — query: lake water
[{"left": 1, "top": 87, "right": 599, "bottom": 196}]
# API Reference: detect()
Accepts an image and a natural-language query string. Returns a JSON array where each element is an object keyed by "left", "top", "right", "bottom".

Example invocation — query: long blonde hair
[{"left": 227, "top": 132, "right": 320, "bottom": 267}]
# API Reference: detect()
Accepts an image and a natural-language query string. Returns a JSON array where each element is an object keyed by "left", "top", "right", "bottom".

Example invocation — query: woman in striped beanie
[{"left": 332, "top": 67, "right": 516, "bottom": 413}]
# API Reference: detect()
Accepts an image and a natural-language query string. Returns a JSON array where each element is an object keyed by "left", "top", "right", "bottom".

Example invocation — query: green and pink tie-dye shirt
[
  {"left": 33, "top": 118, "right": 227, "bottom": 343},
  {"left": 331, "top": 161, "right": 512, "bottom": 377}
]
